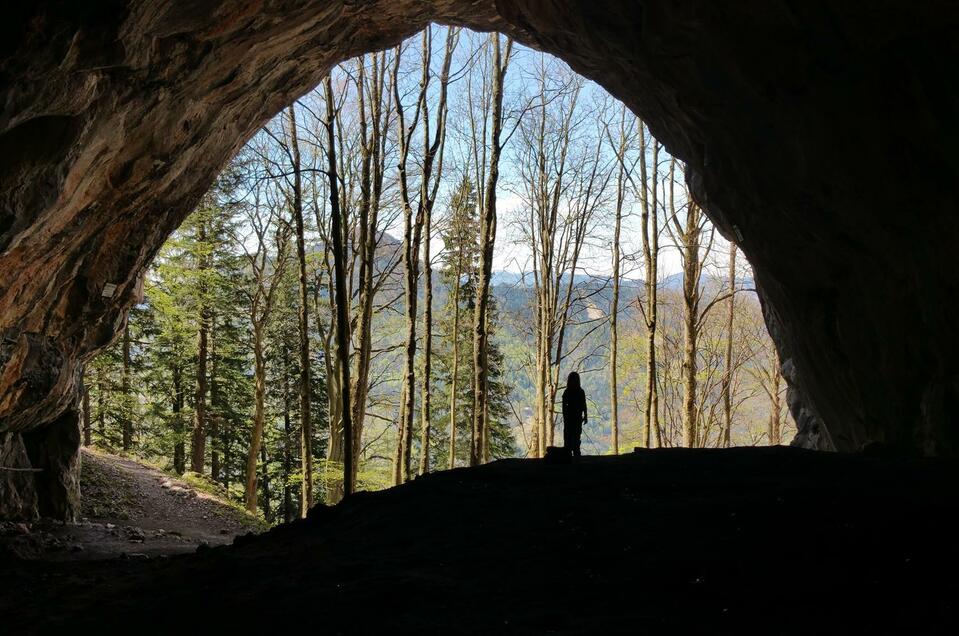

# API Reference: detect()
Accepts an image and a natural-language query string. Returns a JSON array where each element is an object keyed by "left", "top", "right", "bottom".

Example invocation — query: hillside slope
[
  {"left": 1, "top": 448, "right": 264, "bottom": 560},
  {"left": 5, "top": 447, "right": 959, "bottom": 633}
]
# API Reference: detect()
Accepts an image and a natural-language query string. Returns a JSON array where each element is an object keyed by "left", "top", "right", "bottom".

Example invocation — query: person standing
[{"left": 562, "top": 372, "right": 587, "bottom": 458}]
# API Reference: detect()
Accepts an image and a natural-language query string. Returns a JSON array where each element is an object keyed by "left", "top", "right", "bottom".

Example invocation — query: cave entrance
[
  {"left": 3, "top": 2, "right": 956, "bottom": 522},
  {"left": 77, "top": 25, "right": 792, "bottom": 525}
]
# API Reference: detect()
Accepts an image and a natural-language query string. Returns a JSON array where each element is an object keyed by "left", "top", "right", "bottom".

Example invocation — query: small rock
[{"left": 126, "top": 527, "right": 147, "bottom": 542}]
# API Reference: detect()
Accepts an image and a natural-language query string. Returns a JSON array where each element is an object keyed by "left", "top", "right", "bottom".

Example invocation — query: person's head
[{"left": 566, "top": 371, "right": 581, "bottom": 391}]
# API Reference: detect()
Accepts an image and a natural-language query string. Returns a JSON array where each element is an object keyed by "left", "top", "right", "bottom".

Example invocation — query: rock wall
[{"left": 2, "top": 1, "right": 958, "bottom": 517}]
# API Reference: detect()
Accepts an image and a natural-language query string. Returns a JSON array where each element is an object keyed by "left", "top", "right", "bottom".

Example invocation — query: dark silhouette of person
[{"left": 562, "top": 371, "right": 587, "bottom": 458}]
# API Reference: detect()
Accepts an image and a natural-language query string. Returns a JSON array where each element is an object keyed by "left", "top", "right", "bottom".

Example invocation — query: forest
[{"left": 81, "top": 27, "right": 794, "bottom": 523}]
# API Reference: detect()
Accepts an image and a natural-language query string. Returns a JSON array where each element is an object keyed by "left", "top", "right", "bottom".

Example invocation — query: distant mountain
[{"left": 661, "top": 272, "right": 755, "bottom": 291}]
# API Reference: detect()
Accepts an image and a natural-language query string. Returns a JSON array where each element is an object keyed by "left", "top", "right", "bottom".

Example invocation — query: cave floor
[{"left": 4, "top": 447, "right": 958, "bottom": 634}]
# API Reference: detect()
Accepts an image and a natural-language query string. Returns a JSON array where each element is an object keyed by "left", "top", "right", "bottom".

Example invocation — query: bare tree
[
  {"left": 347, "top": 51, "right": 392, "bottom": 490},
  {"left": 121, "top": 322, "right": 133, "bottom": 452},
  {"left": 81, "top": 374, "right": 91, "bottom": 447},
  {"left": 517, "top": 59, "right": 611, "bottom": 456},
  {"left": 637, "top": 125, "right": 662, "bottom": 448},
  {"left": 285, "top": 103, "right": 314, "bottom": 514},
  {"left": 417, "top": 27, "right": 458, "bottom": 476},
  {"left": 720, "top": 242, "right": 738, "bottom": 447},
  {"left": 321, "top": 72, "right": 356, "bottom": 497},
  {"left": 606, "top": 104, "right": 632, "bottom": 455},
  {"left": 237, "top": 170, "right": 291, "bottom": 513},
  {"left": 666, "top": 158, "right": 713, "bottom": 448},
  {"left": 471, "top": 33, "right": 512, "bottom": 466},
  {"left": 392, "top": 29, "right": 454, "bottom": 484}
]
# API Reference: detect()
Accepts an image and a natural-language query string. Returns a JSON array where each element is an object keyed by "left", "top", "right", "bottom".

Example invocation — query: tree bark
[
  {"left": 679, "top": 193, "right": 703, "bottom": 448},
  {"left": 416, "top": 28, "right": 455, "bottom": 476},
  {"left": 769, "top": 364, "right": 783, "bottom": 445},
  {"left": 288, "top": 103, "right": 314, "bottom": 514},
  {"left": 172, "top": 365, "right": 185, "bottom": 474},
  {"left": 419, "top": 209, "right": 434, "bottom": 475},
  {"left": 209, "top": 316, "right": 220, "bottom": 482},
  {"left": 81, "top": 374, "right": 91, "bottom": 447},
  {"left": 324, "top": 74, "right": 354, "bottom": 499},
  {"left": 96, "top": 364, "right": 106, "bottom": 439},
  {"left": 639, "top": 131, "right": 661, "bottom": 449},
  {"left": 721, "top": 242, "right": 737, "bottom": 447},
  {"left": 191, "top": 216, "right": 209, "bottom": 472},
  {"left": 244, "top": 325, "right": 267, "bottom": 512},
  {"left": 121, "top": 321, "right": 133, "bottom": 452},
  {"left": 346, "top": 52, "right": 386, "bottom": 493},
  {"left": 660, "top": 157, "right": 717, "bottom": 447},
  {"left": 609, "top": 109, "right": 626, "bottom": 456},
  {"left": 448, "top": 250, "right": 462, "bottom": 469},
  {"left": 259, "top": 440, "right": 271, "bottom": 522},
  {"left": 392, "top": 41, "right": 421, "bottom": 485},
  {"left": 471, "top": 34, "right": 510, "bottom": 466},
  {"left": 282, "top": 348, "right": 294, "bottom": 522}
]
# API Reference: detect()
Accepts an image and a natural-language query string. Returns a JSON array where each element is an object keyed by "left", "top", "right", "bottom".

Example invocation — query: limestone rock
[{"left": 0, "top": 433, "right": 39, "bottom": 519}]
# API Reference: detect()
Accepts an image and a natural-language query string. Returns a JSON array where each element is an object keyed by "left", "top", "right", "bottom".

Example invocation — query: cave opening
[
  {"left": 72, "top": 24, "right": 793, "bottom": 526},
  {"left": 3, "top": 2, "right": 959, "bottom": 630},
  {"left": 4, "top": 0, "right": 956, "bottom": 522}
]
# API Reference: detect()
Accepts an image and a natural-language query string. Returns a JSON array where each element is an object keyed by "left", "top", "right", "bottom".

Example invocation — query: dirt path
[{"left": 1, "top": 448, "right": 265, "bottom": 561}]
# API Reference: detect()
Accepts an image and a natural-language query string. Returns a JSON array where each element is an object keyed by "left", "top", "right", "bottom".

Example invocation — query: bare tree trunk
[
  {"left": 471, "top": 34, "right": 511, "bottom": 466},
  {"left": 393, "top": 29, "right": 456, "bottom": 481},
  {"left": 191, "top": 215, "right": 209, "bottom": 472},
  {"left": 392, "top": 42, "right": 420, "bottom": 486},
  {"left": 191, "top": 317, "right": 207, "bottom": 470},
  {"left": 419, "top": 211, "right": 434, "bottom": 476},
  {"left": 245, "top": 326, "right": 267, "bottom": 512},
  {"left": 121, "top": 322, "right": 133, "bottom": 452},
  {"left": 172, "top": 366, "right": 184, "bottom": 474},
  {"left": 324, "top": 74, "right": 354, "bottom": 499},
  {"left": 81, "top": 373, "right": 91, "bottom": 447},
  {"left": 721, "top": 242, "right": 737, "bottom": 447},
  {"left": 535, "top": 302, "right": 551, "bottom": 457},
  {"left": 448, "top": 252, "right": 462, "bottom": 469},
  {"left": 524, "top": 64, "right": 593, "bottom": 457},
  {"left": 769, "top": 365, "right": 783, "bottom": 445},
  {"left": 282, "top": 351, "right": 294, "bottom": 522},
  {"left": 209, "top": 317, "right": 220, "bottom": 482},
  {"left": 640, "top": 132, "right": 661, "bottom": 449},
  {"left": 288, "top": 104, "right": 314, "bottom": 514},
  {"left": 318, "top": 264, "right": 343, "bottom": 502},
  {"left": 680, "top": 203, "right": 702, "bottom": 448},
  {"left": 609, "top": 110, "right": 626, "bottom": 456},
  {"left": 347, "top": 52, "right": 387, "bottom": 492},
  {"left": 96, "top": 364, "right": 106, "bottom": 440},
  {"left": 259, "top": 440, "right": 271, "bottom": 521}
]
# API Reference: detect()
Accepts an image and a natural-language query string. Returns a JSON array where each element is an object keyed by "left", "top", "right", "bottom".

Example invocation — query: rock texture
[{"left": 2, "top": 1, "right": 958, "bottom": 517}]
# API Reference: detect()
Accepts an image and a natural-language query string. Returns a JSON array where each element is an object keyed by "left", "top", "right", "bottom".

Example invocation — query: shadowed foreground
[{"left": 5, "top": 447, "right": 958, "bottom": 634}]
